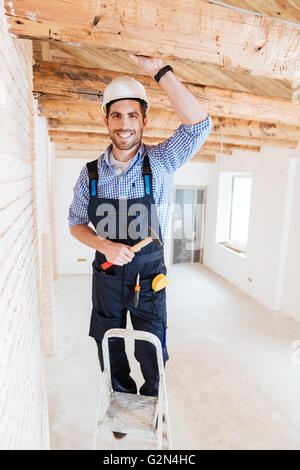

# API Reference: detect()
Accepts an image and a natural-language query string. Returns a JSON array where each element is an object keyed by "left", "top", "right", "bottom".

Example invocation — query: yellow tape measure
[{"left": 152, "top": 274, "right": 169, "bottom": 292}]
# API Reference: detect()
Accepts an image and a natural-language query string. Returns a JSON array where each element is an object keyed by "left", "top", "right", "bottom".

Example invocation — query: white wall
[
  {"left": 55, "top": 158, "right": 215, "bottom": 274},
  {"left": 0, "top": 2, "right": 50, "bottom": 449},
  {"left": 204, "top": 146, "right": 300, "bottom": 311},
  {"left": 280, "top": 159, "right": 300, "bottom": 321},
  {"left": 34, "top": 102, "right": 55, "bottom": 354}
]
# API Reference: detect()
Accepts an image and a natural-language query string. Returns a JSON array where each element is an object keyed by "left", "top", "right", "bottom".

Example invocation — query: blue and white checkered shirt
[{"left": 68, "top": 115, "right": 213, "bottom": 243}]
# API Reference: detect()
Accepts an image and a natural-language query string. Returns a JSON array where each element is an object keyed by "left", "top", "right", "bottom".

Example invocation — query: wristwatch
[{"left": 154, "top": 65, "right": 174, "bottom": 83}]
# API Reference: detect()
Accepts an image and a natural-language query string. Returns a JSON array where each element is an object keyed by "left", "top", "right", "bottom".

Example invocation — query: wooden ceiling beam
[
  {"left": 53, "top": 141, "right": 234, "bottom": 155},
  {"left": 48, "top": 129, "right": 298, "bottom": 149},
  {"left": 218, "top": 0, "right": 300, "bottom": 25},
  {"left": 5, "top": 0, "right": 300, "bottom": 80},
  {"left": 48, "top": 114, "right": 300, "bottom": 142},
  {"left": 34, "top": 62, "right": 300, "bottom": 125},
  {"left": 208, "top": 134, "right": 298, "bottom": 149},
  {"left": 32, "top": 40, "right": 295, "bottom": 100},
  {"left": 55, "top": 149, "right": 106, "bottom": 159},
  {"left": 203, "top": 142, "right": 260, "bottom": 153},
  {"left": 50, "top": 131, "right": 260, "bottom": 153},
  {"left": 54, "top": 147, "right": 222, "bottom": 160},
  {"left": 53, "top": 137, "right": 163, "bottom": 149},
  {"left": 190, "top": 154, "right": 216, "bottom": 163},
  {"left": 54, "top": 143, "right": 108, "bottom": 151},
  {"left": 40, "top": 95, "right": 300, "bottom": 128},
  {"left": 48, "top": 119, "right": 183, "bottom": 139},
  {"left": 210, "top": 117, "right": 300, "bottom": 141}
]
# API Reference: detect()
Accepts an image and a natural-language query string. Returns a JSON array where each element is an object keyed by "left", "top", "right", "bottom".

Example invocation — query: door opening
[{"left": 172, "top": 187, "right": 206, "bottom": 265}]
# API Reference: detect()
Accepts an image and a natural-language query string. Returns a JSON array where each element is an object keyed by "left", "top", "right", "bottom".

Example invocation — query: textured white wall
[
  {"left": 280, "top": 159, "right": 300, "bottom": 322},
  {"left": 34, "top": 102, "right": 55, "bottom": 355},
  {"left": 204, "top": 146, "right": 300, "bottom": 311},
  {"left": 0, "top": 2, "right": 50, "bottom": 449}
]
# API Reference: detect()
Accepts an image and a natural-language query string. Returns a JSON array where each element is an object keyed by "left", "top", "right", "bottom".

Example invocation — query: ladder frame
[{"left": 92, "top": 328, "right": 172, "bottom": 450}]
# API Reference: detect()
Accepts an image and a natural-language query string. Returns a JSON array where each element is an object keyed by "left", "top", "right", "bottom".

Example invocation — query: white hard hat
[{"left": 102, "top": 76, "right": 150, "bottom": 116}]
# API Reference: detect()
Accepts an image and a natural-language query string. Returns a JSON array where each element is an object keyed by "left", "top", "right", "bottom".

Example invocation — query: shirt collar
[{"left": 104, "top": 141, "right": 144, "bottom": 167}]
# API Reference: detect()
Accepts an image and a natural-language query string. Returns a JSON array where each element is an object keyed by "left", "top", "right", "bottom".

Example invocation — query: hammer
[{"left": 101, "top": 226, "right": 162, "bottom": 271}]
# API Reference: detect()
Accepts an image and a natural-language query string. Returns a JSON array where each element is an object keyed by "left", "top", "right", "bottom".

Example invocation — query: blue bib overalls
[{"left": 86, "top": 154, "right": 169, "bottom": 397}]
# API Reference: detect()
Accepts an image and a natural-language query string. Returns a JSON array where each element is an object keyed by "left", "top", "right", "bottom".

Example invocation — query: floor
[{"left": 46, "top": 264, "right": 300, "bottom": 450}]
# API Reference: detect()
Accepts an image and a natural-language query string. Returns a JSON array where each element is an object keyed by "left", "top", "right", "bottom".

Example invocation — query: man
[{"left": 68, "top": 54, "right": 212, "bottom": 439}]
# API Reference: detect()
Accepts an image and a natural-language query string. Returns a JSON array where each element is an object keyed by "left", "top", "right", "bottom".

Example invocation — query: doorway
[{"left": 172, "top": 187, "right": 206, "bottom": 264}]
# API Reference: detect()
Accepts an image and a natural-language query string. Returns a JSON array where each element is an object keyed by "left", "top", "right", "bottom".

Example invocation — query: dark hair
[{"left": 106, "top": 98, "right": 147, "bottom": 120}]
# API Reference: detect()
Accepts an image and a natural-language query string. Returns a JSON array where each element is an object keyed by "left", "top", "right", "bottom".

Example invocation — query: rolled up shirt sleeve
[
  {"left": 68, "top": 165, "right": 90, "bottom": 227},
  {"left": 151, "top": 114, "right": 213, "bottom": 172}
]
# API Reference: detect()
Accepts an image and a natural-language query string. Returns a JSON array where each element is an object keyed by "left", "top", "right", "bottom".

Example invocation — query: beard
[{"left": 109, "top": 128, "right": 143, "bottom": 150}]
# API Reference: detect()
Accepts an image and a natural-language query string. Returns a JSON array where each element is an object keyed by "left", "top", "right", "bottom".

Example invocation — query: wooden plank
[
  {"left": 48, "top": 129, "right": 298, "bottom": 149},
  {"left": 202, "top": 141, "right": 260, "bottom": 152},
  {"left": 48, "top": 113, "right": 300, "bottom": 142},
  {"left": 40, "top": 41, "right": 51, "bottom": 61},
  {"left": 211, "top": 116, "right": 300, "bottom": 141},
  {"left": 53, "top": 136, "right": 164, "bottom": 149},
  {"left": 208, "top": 134, "right": 298, "bottom": 149},
  {"left": 219, "top": 0, "right": 300, "bottom": 25},
  {"left": 39, "top": 100, "right": 103, "bottom": 123},
  {"left": 4, "top": 0, "right": 300, "bottom": 80},
  {"left": 48, "top": 108, "right": 182, "bottom": 131},
  {"left": 31, "top": 40, "right": 295, "bottom": 100},
  {"left": 33, "top": 62, "right": 300, "bottom": 125},
  {"left": 40, "top": 94, "right": 300, "bottom": 129},
  {"left": 55, "top": 149, "right": 105, "bottom": 159},
  {"left": 41, "top": 92, "right": 300, "bottom": 128},
  {"left": 53, "top": 142, "right": 234, "bottom": 154},
  {"left": 51, "top": 130, "right": 239, "bottom": 154},
  {"left": 54, "top": 142, "right": 109, "bottom": 151},
  {"left": 190, "top": 154, "right": 216, "bottom": 163}
]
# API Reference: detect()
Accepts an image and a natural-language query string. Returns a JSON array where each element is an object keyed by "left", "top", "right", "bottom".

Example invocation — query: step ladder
[{"left": 92, "top": 328, "right": 172, "bottom": 450}]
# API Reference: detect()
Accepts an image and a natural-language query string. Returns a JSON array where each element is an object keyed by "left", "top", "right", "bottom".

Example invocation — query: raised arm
[
  {"left": 128, "top": 54, "right": 212, "bottom": 172},
  {"left": 127, "top": 54, "right": 208, "bottom": 124}
]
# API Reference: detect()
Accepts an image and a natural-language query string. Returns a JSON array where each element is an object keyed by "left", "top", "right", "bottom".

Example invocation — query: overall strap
[
  {"left": 86, "top": 159, "right": 98, "bottom": 197},
  {"left": 142, "top": 154, "right": 153, "bottom": 196}
]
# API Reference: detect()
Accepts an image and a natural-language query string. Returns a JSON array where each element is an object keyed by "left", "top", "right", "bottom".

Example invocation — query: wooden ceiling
[
  {"left": 33, "top": 41, "right": 294, "bottom": 99},
  {"left": 4, "top": 0, "right": 300, "bottom": 163}
]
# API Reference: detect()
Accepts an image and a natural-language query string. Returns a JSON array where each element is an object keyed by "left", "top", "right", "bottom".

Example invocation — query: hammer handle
[
  {"left": 130, "top": 236, "right": 152, "bottom": 253},
  {"left": 101, "top": 237, "right": 153, "bottom": 271}
]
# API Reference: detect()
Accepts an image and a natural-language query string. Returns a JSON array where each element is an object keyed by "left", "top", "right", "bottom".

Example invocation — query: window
[{"left": 216, "top": 173, "right": 252, "bottom": 254}]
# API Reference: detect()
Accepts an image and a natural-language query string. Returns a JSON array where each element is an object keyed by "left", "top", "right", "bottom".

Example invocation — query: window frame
[{"left": 216, "top": 172, "right": 252, "bottom": 256}]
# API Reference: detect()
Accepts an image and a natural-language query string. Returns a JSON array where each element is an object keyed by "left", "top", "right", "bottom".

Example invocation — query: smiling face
[{"left": 104, "top": 99, "right": 148, "bottom": 151}]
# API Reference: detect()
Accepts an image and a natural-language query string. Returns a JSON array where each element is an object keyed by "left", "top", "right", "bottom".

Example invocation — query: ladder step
[{"left": 101, "top": 392, "right": 159, "bottom": 439}]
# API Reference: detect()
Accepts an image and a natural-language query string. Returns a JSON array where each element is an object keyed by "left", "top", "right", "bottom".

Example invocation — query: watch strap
[{"left": 154, "top": 65, "right": 174, "bottom": 83}]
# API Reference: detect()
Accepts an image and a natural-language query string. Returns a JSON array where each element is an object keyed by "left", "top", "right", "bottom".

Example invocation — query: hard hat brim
[{"left": 103, "top": 97, "right": 150, "bottom": 116}]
